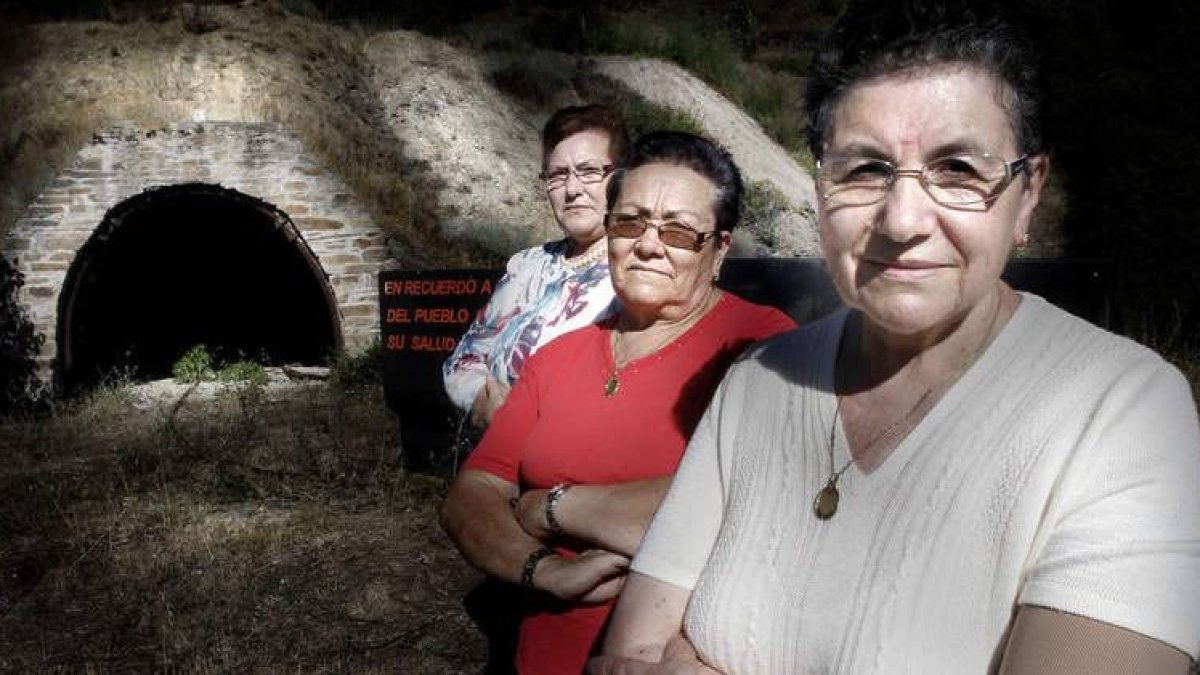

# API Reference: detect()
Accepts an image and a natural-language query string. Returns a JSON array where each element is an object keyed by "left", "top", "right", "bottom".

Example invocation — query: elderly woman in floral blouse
[{"left": 443, "top": 104, "right": 629, "bottom": 428}]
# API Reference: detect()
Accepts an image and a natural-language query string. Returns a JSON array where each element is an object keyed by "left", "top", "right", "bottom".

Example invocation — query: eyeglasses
[
  {"left": 817, "top": 153, "right": 1030, "bottom": 208},
  {"left": 541, "top": 163, "right": 614, "bottom": 190},
  {"left": 604, "top": 213, "right": 720, "bottom": 252}
]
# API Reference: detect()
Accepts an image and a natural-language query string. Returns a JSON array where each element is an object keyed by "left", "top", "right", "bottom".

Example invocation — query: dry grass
[{"left": 0, "top": 379, "right": 487, "bottom": 673}]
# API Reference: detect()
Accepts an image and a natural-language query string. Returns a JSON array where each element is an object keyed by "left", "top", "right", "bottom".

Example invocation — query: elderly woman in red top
[{"left": 440, "top": 131, "right": 796, "bottom": 674}]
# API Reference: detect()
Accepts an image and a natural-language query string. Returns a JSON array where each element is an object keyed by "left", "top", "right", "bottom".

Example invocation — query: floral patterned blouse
[{"left": 442, "top": 239, "right": 617, "bottom": 412}]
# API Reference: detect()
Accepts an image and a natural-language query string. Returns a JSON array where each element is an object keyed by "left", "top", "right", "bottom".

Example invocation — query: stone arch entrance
[
  {"left": 4, "top": 121, "right": 389, "bottom": 389},
  {"left": 57, "top": 184, "right": 341, "bottom": 389}
]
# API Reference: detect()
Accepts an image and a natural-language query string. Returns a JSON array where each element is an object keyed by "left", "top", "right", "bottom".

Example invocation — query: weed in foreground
[
  {"left": 328, "top": 341, "right": 384, "bottom": 394},
  {"left": 0, "top": 374, "right": 483, "bottom": 672},
  {"left": 172, "top": 344, "right": 216, "bottom": 384}
]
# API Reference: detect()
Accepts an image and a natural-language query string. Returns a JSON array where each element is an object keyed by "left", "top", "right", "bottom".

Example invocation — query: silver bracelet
[{"left": 545, "top": 483, "right": 572, "bottom": 537}]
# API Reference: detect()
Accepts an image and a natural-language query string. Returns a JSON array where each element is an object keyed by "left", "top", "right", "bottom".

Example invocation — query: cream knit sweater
[{"left": 633, "top": 294, "right": 1200, "bottom": 674}]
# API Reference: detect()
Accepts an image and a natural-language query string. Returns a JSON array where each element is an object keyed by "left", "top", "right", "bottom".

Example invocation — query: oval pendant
[
  {"left": 604, "top": 375, "right": 620, "bottom": 397},
  {"left": 813, "top": 483, "right": 839, "bottom": 520}
]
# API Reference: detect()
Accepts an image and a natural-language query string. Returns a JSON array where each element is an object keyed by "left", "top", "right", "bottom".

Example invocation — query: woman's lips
[
  {"left": 866, "top": 258, "right": 948, "bottom": 280},
  {"left": 625, "top": 265, "right": 670, "bottom": 277}
]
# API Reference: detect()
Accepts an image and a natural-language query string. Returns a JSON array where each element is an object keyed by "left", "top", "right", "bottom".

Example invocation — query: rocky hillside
[{"left": 0, "top": 0, "right": 835, "bottom": 269}]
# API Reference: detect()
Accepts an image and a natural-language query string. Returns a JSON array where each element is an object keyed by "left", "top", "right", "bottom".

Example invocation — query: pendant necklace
[
  {"left": 604, "top": 327, "right": 682, "bottom": 396},
  {"left": 813, "top": 388, "right": 934, "bottom": 520},
  {"left": 813, "top": 397, "right": 850, "bottom": 520},
  {"left": 813, "top": 297, "right": 1006, "bottom": 521},
  {"left": 603, "top": 371, "right": 621, "bottom": 397},
  {"left": 604, "top": 291, "right": 717, "bottom": 397}
]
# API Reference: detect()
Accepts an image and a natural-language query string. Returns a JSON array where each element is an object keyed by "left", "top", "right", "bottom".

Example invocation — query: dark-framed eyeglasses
[
  {"left": 541, "top": 163, "right": 615, "bottom": 191},
  {"left": 604, "top": 213, "right": 720, "bottom": 252},
  {"left": 816, "top": 153, "right": 1030, "bottom": 208}
]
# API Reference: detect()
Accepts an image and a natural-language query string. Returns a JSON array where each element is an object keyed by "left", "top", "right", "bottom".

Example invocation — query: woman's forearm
[
  {"left": 441, "top": 469, "right": 631, "bottom": 600},
  {"left": 599, "top": 573, "right": 697, "bottom": 665},
  {"left": 589, "top": 635, "right": 723, "bottom": 675},
  {"left": 518, "top": 477, "right": 674, "bottom": 557},
  {"left": 440, "top": 468, "right": 539, "bottom": 584}
]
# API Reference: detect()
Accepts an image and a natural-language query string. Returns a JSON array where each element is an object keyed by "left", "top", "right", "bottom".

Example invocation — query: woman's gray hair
[{"left": 805, "top": 0, "right": 1044, "bottom": 159}]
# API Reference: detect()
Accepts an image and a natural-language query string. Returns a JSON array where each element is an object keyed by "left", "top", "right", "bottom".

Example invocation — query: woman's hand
[
  {"left": 470, "top": 375, "right": 511, "bottom": 428},
  {"left": 587, "top": 634, "right": 721, "bottom": 674},
  {"left": 514, "top": 488, "right": 552, "bottom": 540},
  {"left": 536, "top": 549, "right": 630, "bottom": 603}
]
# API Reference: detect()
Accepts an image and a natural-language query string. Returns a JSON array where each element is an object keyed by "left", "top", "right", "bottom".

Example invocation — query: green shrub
[
  {"left": 216, "top": 361, "right": 269, "bottom": 387},
  {"left": 589, "top": 12, "right": 741, "bottom": 89},
  {"left": 172, "top": 345, "right": 215, "bottom": 384},
  {"left": 585, "top": 10, "right": 810, "bottom": 161},
  {"left": 624, "top": 101, "right": 704, "bottom": 138},
  {"left": 0, "top": 256, "right": 45, "bottom": 415},
  {"left": 328, "top": 341, "right": 384, "bottom": 393},
  {"left": 742, "top": 180, "right": 792, "bottom": 249}
]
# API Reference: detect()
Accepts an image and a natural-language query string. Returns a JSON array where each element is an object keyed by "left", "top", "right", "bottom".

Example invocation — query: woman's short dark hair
[
  {"left": 804, "top": 0, "right": 1044, "bottom": 159},
  {"left": 606, "top": 131, "right": 744, "bottom": 233},
  {"left": 541, "top": 104, "right": 630, "bottom": 169}
]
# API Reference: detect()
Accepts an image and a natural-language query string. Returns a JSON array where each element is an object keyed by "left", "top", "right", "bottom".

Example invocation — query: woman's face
[
  {"left": 817, "top": 67, "right": 1047, "bottom": 337},
  {"left": 607, "top": 162, "right": 730, "bottom": 322},
  {"left": 544, "top": 129, "right": 616, "bottom": 247}
]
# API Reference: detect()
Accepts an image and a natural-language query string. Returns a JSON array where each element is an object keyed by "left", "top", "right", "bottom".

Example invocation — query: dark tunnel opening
[{"left": 58, "top": 184, "right": 341, "bottom": 392}]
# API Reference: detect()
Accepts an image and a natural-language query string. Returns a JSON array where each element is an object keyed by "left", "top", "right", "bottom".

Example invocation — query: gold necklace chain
[
  {"left": 603, "top": 290, "right": 717, "bottom": 397},
  {"left": 813, "top": 297, "right": 1006, "bottom": 521}
]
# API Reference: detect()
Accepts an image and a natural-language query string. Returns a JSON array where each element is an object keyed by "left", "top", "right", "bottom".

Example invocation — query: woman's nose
[
  {"left": 875, "top": 174, "right": 937, "bottom": 242},
  {"left": 632, "top": 225, "right": 667, "bottom": 256},
  {"left": 563, "top": 172, "right": 586, "bottom": 196}
]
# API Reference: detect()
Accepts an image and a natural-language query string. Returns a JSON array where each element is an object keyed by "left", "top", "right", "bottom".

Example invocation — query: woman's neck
[
  {"left": 834, "top": 286, "right": 1018, "bottom": 472},
  {"left": 616, "top": 287, "right": 720, "bottom": 334},
  {"left": 842, "top": 286, "right": 1016, "bottom": 394},
  {"left": 566, "top": 236, "right": 605, "bottom": 259},
  {"left": 612, "top": 288, "right": 721, "bottom": 367}
]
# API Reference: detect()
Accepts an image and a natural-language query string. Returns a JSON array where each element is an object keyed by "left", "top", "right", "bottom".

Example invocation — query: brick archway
[
  {"left": 57, "top": 184, "right": 342, "bottom": 389},
  {"left": 3, "top": 122, "right": 390, "bottom": 385}
]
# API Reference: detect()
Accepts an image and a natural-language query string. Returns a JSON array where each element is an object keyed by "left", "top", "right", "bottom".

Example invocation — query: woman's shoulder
[
  {"left": 1014, "top": 293, "right": 1169, "bottom": 372},
  {"left": 719, "top": 292, "right": 793, "bottom": 321},
  {"left": 750, "top": 306, "right": 844, "bottom": 349},
  {"left": 713, "top": 293, "right": 798, "bottom": 337},
  {"left": 722, "top": 308, "right": 846, "bottom": 387},
  {"left": 516, "top": 322, "right": 606, "bottom": 375},
  {"left": 1004, "top": 294, "right": 1194, "bottom": 418},
  {"left": 503, "top": 239, "right": 569, "bottom": 273}
]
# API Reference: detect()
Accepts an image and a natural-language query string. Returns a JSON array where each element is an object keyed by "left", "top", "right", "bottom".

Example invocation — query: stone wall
[{"left": 2, "top": 121, "right": 386, "bottom": 373}]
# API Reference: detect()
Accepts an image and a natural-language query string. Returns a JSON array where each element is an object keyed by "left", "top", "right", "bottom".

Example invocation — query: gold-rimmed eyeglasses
[
  {"left": 604, "top": 213, "right": 720, "bottom": 251},
  {"left": 817, "top": 153, "right": 1030, "bottom": 208},
  {"left": 541, "top": 163, "right": 614, "bottom": 191}
]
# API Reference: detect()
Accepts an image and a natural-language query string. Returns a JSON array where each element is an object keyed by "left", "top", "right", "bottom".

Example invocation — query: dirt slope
[{"left": 595, "top": 55, "right": 819, "bottom": 255}]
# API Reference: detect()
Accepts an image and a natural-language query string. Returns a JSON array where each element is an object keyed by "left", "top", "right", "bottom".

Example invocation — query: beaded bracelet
[{"left": 521, "top": 546, "right": 555, "bottom": 590}]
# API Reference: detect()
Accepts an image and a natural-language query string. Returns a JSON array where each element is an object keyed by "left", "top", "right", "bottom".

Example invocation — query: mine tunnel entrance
[{"left": 58, "top": 184, "right": 341, "bottom": 391}]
